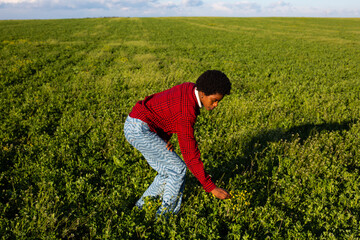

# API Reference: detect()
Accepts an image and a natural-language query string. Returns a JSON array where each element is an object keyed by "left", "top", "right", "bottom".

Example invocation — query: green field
[{"left": 1, "top": 17, "right": 360, "bottom": 239}]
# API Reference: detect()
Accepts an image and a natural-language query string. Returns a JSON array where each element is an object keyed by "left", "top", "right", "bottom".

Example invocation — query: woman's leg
[{"left": 124, "top": 116, "right": 186, "bottom": 216}]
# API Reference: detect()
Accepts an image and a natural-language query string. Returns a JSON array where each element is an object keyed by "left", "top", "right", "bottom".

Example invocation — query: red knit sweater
[{"left": 129, "top": 82, "right": 216, "bottom": 192}]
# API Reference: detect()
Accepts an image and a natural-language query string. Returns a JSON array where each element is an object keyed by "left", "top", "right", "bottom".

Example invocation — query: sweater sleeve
[
  {"left": 177, "top": 100, "right": 216, "bottom": 193},
  {"left": 157, "top": 129, "right": 173, "bottom": 142}
]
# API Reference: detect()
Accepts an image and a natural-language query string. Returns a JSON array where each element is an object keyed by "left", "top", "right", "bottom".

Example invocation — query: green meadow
[{"left": 1, "top": 17, "right": 360, "bottom": 239}]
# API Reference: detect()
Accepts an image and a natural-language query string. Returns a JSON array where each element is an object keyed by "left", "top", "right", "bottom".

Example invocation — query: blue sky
[{"left": 0, "top": 0, "right": 359, "bottom": 20}]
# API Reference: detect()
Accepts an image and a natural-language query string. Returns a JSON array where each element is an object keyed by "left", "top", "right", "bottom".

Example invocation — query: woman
[{"left": 124, "top": 70, "right": 232, "bottom": 217}]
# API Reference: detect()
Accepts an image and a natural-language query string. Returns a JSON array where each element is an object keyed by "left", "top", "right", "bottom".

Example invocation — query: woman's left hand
[{"left": 165, "top": 141, "right": 174, "bottom": 152}]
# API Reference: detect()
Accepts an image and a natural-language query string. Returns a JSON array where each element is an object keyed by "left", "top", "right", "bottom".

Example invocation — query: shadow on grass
[{"left": 216, "top": 119, "right": 357, "bottom": 206}]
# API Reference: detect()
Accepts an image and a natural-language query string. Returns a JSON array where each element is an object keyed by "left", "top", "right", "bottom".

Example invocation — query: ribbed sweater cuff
[{"left": 203, "top": 181, "right": 217, "bottom": 193}]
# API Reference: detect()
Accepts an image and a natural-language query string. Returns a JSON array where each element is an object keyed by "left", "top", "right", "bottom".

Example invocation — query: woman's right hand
[{"left": 211, "top": 187, "right": 232, "bottom": 199}]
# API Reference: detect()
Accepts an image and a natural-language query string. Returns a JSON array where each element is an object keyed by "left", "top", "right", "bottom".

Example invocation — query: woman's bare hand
[
  {"left": 165, "top": 141, "right": 174, "bottom": 152},
  {"left": 211, "top": 187, "right": 231, "bottom": 199}
]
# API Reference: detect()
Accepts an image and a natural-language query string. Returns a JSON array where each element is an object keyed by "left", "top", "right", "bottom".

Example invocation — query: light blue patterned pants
[{"left": 124, "top": 116, "right": 186, "bottom": 216}]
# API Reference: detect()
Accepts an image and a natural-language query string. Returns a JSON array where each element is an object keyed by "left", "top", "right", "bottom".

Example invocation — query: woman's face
[{"left": 199, "top": 91, "right": 224, "bottom": 111}]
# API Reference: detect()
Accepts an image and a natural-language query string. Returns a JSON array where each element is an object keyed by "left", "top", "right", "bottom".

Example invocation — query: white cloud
[
  {"left": 155, "top": 1, "right": 178, "bottom": 9},
  {"left": 209, "top": 0, "right": 359, "bottom": 17},
  {"left": 0, "top": 0, "right": 359, "bottom": 18},
  {"left": 0, "top": 0, "right": 161, "bottom": 10},
  {"left": 211, "top": 1, "right": 261, "bottom": 15},
  {"left": 265, "top": 1, "right": 292, "bottom": 14},
  {"left": 295, "top": 6, "right": 360, "bottom": 17},
  {"left": 263, "top": 1, "right": 359, "bottom": 17},
  {"left": 182, "top": 0, "right": 203, "bottom": 7},
  {"left": 0, "top": 0, "right": 35, "bottom": 3},
  {"left": 211, "top": 2, "right": 232, "bottom": 13},
  {"left": 267, "top": 0, "right": 291, "bottom": 9},
  {"left": 234, "top": 1, "right": 261, "bottom": 13},
  {"left": 0, "top": 0, "right": 184, "bottom": 10}
]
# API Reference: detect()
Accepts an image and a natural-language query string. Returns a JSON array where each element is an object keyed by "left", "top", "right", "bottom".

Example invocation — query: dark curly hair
[{"left": 195, "top": 70, "right": 231, "bottom": 96}]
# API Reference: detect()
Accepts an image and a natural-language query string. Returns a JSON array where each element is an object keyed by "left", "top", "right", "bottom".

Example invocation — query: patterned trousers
[{"left": 124, "top": 116, "right": 186, "bottom": 216}]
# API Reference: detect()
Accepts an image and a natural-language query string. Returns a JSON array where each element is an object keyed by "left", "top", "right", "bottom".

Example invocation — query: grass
[{"left": 1, "top": 17, "right": 360, "bottom": 239}]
